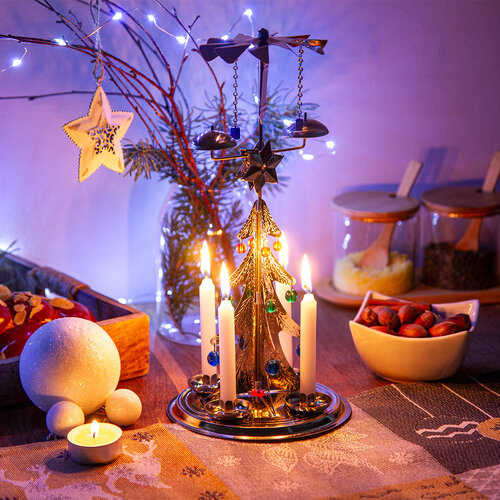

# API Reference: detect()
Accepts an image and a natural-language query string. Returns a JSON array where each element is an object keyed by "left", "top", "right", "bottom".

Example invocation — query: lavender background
[{"left": 1, "top": 0, "right": 499, "bottom": 302}]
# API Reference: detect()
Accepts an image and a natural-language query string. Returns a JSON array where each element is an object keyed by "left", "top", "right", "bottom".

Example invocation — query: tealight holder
[
  {"left": 285, "top": 391, "right": 332, "bottom": 417},
  {"left": 204, "top": 398, "right": 252, "bottom": 422},
  {"left": 188, "top": 374, "right": 220, "bottom": 396}
]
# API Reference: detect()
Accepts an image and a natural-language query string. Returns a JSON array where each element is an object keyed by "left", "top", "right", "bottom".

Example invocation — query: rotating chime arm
[{"left": 273, "top": 138, "right": 306, "bottom": 153}]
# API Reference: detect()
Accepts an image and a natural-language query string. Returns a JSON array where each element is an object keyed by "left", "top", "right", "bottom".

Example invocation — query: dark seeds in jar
[{"left": 422, "top": 242, "right": 496, "bottom": 290}]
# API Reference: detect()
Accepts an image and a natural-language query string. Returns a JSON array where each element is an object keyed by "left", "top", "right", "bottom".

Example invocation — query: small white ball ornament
[
  {"left": 20, "top": 317, "right": 121, "bottom": 414},
  {"left": 105, "top": 389, "right": 142, "bottom": 426},
  {"left": 46, "top": 400, "right": 85, "bottom": 437}
]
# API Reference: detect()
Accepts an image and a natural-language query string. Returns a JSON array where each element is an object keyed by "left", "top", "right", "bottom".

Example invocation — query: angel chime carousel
[{"left": 167, "top": 28, "right": 352, "bottom": 440}]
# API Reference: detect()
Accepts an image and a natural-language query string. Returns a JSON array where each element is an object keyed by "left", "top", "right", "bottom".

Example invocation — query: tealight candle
[
  {"left": 300, "top": 254, "right": 317, "bottom": 397},
  {"left": 67, "top": 420, "right": 122, "bottom": 465},
  {"left": 199, "top": 241, "right": 217, "bottom": 377},
  {"left": 276, "top": 232, "right": 294, "bottom": 367}
]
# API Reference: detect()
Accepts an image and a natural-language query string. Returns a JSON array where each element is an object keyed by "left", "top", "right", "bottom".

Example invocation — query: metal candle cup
[{"left": 67, "top": 421, "right": 122, "bottom": 465}]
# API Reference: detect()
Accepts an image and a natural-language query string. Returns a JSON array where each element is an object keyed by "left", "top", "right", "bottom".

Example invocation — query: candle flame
[
  {"left": 90, "top": 420, "right": 99, "bottom": 439},
  {"left": 301, "top": 254, "right": 312, "bottom": 293},
  {"left": 279, "top": 232, "right": 289, "bottom": 269},
  {"left": 201, "top": 241, "right": 210, "bottom": 277},
  {"left": 220, "top": 262, "right": 230, "bottom": 299}
]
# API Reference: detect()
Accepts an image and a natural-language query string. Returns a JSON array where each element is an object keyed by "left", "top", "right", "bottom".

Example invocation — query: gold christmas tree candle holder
[{"left": 167, "top": 27, "right": 351, "bottom": 441}]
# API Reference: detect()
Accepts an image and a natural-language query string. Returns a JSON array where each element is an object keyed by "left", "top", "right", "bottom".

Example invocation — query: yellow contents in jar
[{"left": 334, "top": 251, "right": 414, "bottom": 296}]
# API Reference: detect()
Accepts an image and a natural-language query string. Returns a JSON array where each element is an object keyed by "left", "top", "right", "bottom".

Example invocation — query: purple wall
[{"left": 1, "top": 0, "right": 499, "bottom": 300}]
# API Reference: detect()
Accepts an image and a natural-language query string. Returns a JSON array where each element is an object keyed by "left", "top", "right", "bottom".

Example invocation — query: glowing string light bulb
[
  {"left": 112, "top": 12, "right": 123, "bottom": 21},
  {"left": 147, "top": 14, "right": 155, "bottom": 22},
  {"left": 176, "top": 35, "right": 187, "bottom": 44},
  {"left": 54, "top": 38, "right": 67, "bottom": 46},
  {"left": 11, "top": 58, "right": 22, "bottom": 67},
  {"left": 243, "top": 9, "right": 253, "bottom": 17}
]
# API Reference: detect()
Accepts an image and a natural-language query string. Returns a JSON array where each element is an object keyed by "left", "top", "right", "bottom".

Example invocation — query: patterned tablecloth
[{"left": 1, "top": 372, "right": 499, "bottom": 499}]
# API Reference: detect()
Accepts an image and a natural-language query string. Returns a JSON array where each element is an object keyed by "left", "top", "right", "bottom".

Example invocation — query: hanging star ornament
[
  {"left": 240, "top": 140, "right": 283, "bottom": 193},
  {"left": 63, "top": 86, "right": 134, "bottom": 182}
]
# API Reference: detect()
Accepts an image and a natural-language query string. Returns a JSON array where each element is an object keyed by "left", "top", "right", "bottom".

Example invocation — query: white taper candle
[
  {"left": 300, "top": 254, "right": 317, "bottom": 396},
  {"left": 276, "top": 232, "right": 294, "bottom": 367},
  {"left": 218, "top": 262, "right": 236, "bottom": 404},
  {"left": 199, "top": 242, "right": 217, "bottom": 376}
]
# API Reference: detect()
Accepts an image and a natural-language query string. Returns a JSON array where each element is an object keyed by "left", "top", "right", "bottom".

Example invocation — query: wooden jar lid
[
  {"left": 331, "top": 191, "right": 420, "bottom": 223},
  {"left": 421, "top": 186, "right": 500, "bottom": 218}
]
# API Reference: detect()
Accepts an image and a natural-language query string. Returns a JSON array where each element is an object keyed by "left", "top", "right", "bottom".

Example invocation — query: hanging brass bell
[
  {"left": 191, "top": 127, "right": 237, "bottom": 150},
  {"left": 283, "top": 113, "right": 329, "bottom": 138}
]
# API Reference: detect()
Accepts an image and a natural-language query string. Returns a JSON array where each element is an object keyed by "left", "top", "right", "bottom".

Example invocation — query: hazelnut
[
  {"left": 371, "top": 325, "right": 389, "bottom": 333},
  {"left": 398, "top": 324, "right": 429, "bottom": 338},
  {"left": 446, "top": 313, "right": 471, "bottom": 332},
  {"left": 429, "top": 321, "right": 457, "bottom": 337},
  {"left": 377, "top": 307, "right": 400, "bottom": 331},
  {"left": 398, "top": 304, "right": 419, "bottom": 325},
  {"left": 414, "top": 311, "right": 438, "bottom": 329},
  {"left": 359, "top": 307, "right": 378, "bottom": 327}
]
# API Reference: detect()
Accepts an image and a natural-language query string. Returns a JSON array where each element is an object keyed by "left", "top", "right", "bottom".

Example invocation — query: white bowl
[{"left": 349, "top": 291, "right": 479, "bottom": 382}]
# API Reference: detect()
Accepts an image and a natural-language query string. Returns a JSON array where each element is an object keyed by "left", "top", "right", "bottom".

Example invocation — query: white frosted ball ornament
[
  {"left": 19, "top": 317, "right": 121, "bottom": 415},
  {"left": 105, "top": 389, "right": 142, "bottom": 426},
  {"left": 46, "top": 400, "right": 85, "bottom": 437}
]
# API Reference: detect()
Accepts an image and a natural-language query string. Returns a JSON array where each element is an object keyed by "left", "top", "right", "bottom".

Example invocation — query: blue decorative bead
[
  {"left": 265, "top": 359, "right": 281, "bottom": 376},
  {"left": 230, "top": 126, "right": 240, "bottom": 140},
  {"left": 296, "top": 345, "right": 300, "bottom": 357},
  {"left": 207, "top": 351, "right": 220, "bottom": 367}
]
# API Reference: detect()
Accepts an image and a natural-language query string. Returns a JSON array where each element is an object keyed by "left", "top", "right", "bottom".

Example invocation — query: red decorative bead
[
  {"left": 261, "top": 246, "right": 271, "bottom": 258},
  {"left": 250, "top": 389, "right": 266, "bottom": 398},
  {"left": 248, "top": 237, "right": 254, "bottom": 248},
  {"left": 273, "top": 240, "right": 282, "bottom": 252},
  {"left": 236, "top": 242, "right": 247, "bottom": 254}
]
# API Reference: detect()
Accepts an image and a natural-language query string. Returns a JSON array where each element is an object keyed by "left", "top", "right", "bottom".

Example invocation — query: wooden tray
[
  {"left": 0, "top": 254, "right": 150, "bottom": 407},
  {"left": 316, "top": 276, "right": 500, "bottom": 308}
]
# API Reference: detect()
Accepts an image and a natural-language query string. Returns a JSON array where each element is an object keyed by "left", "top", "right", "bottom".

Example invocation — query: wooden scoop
[
  {"left": 359, "top": 160, "right": 423, "bottom": 269},
  {"left": 455, "top": 151, "right": 500, "bottom": 252}
]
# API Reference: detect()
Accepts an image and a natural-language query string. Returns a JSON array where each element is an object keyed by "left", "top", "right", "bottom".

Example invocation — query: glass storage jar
[
  {"left": 331, "top": 191, "right": 419, "bottom": 297},
  {"left": 420, "top": 186, "right": 500, "bottom": 290}
]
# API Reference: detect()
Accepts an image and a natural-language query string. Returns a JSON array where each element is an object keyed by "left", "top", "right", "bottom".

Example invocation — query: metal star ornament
[
  {"left": 241, "top": 140, "right": 283, "bottom": 193},
  {"left": 63, "top": 86, "right": 134, "bottom": 182}
]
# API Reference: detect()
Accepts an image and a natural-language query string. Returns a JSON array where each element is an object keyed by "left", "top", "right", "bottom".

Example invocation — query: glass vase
[{"left": 155, "top": 184, "right": 233, "bottom": 345}]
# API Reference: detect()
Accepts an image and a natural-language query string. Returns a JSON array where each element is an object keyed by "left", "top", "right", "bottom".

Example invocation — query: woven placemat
[
  {"left": 350, "top": 372, "right": 500, "bottom": 475},
  {"left": 0, "top": 423, "right": 238, "bottom": 500}
]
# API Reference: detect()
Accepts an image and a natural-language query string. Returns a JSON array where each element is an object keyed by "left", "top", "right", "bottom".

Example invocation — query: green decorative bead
[
  {"left": 265, "top": 299, "right": 277, "bottom": 313},
  {"left": 285, "top": 289, "right": 298, "bottom": 303}
]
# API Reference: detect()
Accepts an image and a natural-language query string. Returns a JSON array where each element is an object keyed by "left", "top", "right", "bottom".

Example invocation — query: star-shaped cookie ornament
[
  {"left": 63, "top": 86, "right": 134, "bottom": 182},
  {"left": 241, "top": 140, "right": 283, "bottom": 193}
]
